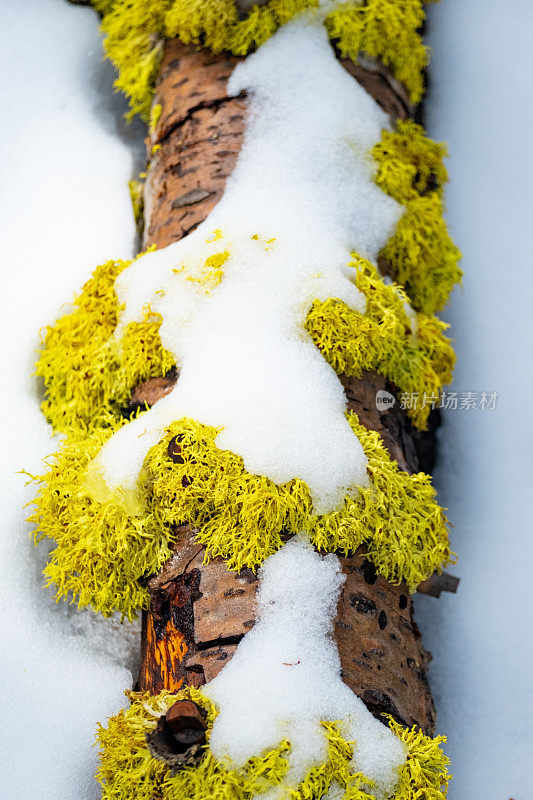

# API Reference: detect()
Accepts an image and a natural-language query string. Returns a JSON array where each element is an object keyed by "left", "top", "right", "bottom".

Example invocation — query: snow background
[
  {"left": 0, "top": 1, "right": 144, "bottom": 796},
  {"left": 414, "top": 2, "right": 533, "bottom": 798},
  {"left": 0, "top": 0, "right": 531, "bottom": 797}
]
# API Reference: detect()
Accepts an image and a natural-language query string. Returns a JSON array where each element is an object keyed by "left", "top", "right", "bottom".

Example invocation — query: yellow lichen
[
  {"left": 146, "top": 414, "right": 451, "bottom": 587},
  {"left": 37, "top": 251, "right": 454, "bottom": 437},
  {"left": 372, "top": 121, "right": 462, "bottom": 315},
  {"left": 89, "top": 0, "right": 431, "bottom": 121},
  {"left": 128, "top": 179, "right": 145, "bottom": 230},
  {"left": 306, "top": 256, "right": 455, "bottom": 429},
  {"left": 173, "top": 249, "right": 230, "bottom": 292},
  {"left": 96, "top": 688, "right": 451, "bottom": 800},
  {"left": 35, "top": 258, "right": 174, "bottom": 434},
  {"left": 149, "top": 101, "right": 162, "bottom": 133},
  {"left": 27, "top": 422, "right": 176, "bottom": 621},
  {"left": 30, "top": 409, "right": 450, "bottom": 618}
]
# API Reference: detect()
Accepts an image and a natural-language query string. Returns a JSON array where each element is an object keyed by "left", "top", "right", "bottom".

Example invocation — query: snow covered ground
[
  {"left": 0, "top": 0, "right": 532, "bottom": 798},
  {"left": 415, "top": 2, "right": 533, "bottom": 798},
  {"left": 0, "top": 1, "right": 143, "bottom": 797}
]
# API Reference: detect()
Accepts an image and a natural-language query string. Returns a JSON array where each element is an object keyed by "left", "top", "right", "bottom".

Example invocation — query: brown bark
[{"left": 136, "top": 38, "right": 438, "bottom": 736}]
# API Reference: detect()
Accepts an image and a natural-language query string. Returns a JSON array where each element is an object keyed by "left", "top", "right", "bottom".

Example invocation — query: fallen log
[{"left": 136, "top": 38, "right": 443, "bottom": 738}]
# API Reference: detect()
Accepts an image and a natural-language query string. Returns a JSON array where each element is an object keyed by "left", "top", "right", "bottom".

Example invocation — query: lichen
[
  {"left": 307, "top": 256, "right": 455, "bottom": 429},
  {"left": 27, "top": 422, "right": 176, "bottom": 620},
  {"left": 146, "top": 413, "right": 451, "bottom": 586},
  {"left": 29, "top": 409, "right": 450, "bottom": 618},
  {"left": 89, "top": 0, "right": 432, "bottom": 121},
  {"left": 36, "top": 252, "right": 454, "bottom": 435},
  {"left": 129, "top": 179, "right": 145, "bottom": 230},
  {"left": 35, "top": 257, "right": 174, "bottom": 435},
  {"left": 96, "top": 688, "right": 451, "bottom": 800},
  {"left": 372, "top": 120, "right": 462, "bottom": 315}
]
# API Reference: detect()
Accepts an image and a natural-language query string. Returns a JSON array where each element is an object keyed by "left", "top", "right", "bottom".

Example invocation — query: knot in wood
[{"left": 146, "top": 698, "right": 207, "bottom": 771}]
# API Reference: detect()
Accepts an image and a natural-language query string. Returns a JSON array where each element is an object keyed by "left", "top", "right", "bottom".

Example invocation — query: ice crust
[
  {"left": 204, "top": 538, "right": 407, "bottom": 797},
  {"left": 89, "top": 16, "right": 402, "bottom": 515}
]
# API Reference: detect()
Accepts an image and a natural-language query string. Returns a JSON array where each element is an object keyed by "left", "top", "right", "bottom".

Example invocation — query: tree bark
[{"left": 136, "top": 38, "right": 437, "bottom": 736}]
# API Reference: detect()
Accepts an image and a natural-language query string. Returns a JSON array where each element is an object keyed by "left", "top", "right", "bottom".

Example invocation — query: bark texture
[{"left": 137, "top": 39, "right": 438, "bottom": 736}]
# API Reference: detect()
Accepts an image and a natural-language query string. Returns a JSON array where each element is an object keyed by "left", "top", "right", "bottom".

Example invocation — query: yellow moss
[
  {"left": 326, "top": 0, "right": 428, "bottom": 104},
  {"left": 306, "top": 256, "right": 455, "bottom": 429},
  {"left": 149, "top": 102, "right": 162, "bottom": 133},
  {"left": 97, "top": 688, "right": 450, "bottom": 800},
  {"left": 27, "top": 423, "right": 175, "bottom": 620},
  {"left": 30, "top": 409, "right": 450, "bottom": 617},
  {"left": 128, "top": 178, "right": 144, "bottom": 230},
  {"left": 38, "top": 251, "right": 454, "bottom": 437},
  {"left": 145, "top": 412, "right": 450, "bottom": 589},
  {"left": 36, "top": 257, "right": 174, "bottom": 434},
  {"left": 372, "top": 121, "right": 462, "bottom": 315},
  {"left": 91, "top": 0, "right": 431, "bottom": 121},
  {"left": 173, "top": 249, "right": 230, "bottom": 291}
]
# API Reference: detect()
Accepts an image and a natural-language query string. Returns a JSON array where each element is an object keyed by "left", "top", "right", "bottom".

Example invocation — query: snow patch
[
  {"left": 204, "top": 538, "right": 406, "bottom": 797},
  {"left": 0, "top": 1, "right": 140, "bottom": 797},
  {"left": 88, "top": 16, "right": 402, "bottom": 515}
]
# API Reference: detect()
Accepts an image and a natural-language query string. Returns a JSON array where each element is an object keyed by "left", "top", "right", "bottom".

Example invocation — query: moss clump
[
  {"left": 91, "top": 0, "right": 431, "bottom": 121},
  {"left": 97, "top": 688, "right": 451, "bottom": 800},
  {"left": 372, "top": 121, "right": 462, "bottom": 315},
  {"left": 325, "top": 0, "right": 428, "bottom": 104},
  {"left": 36, "top": 258, "right": 174, "bottom": 435},
  {"left": 128, "top": 179, "right": 145, "bottom": 230},
  {"left": 387, "top": 717, "right": 451, "bottom": 800},
  {"left": 37, "top": 252, "right": 454, "bottom": 438},
  {"left": 146, "top": 413, "right": 450, "bottom": 587},
  {"left": 306, "top": 256, "right": 455, "bottom": 429},
  {"left": 30, "top": 407, "right": 450, "bottom": 618},
  {"left": 28, "top": 422, "right": 176, "bottom": 620}
]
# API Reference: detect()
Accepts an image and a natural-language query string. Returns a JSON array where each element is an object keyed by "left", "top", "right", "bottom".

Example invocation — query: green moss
[
  {"left": 97, "top": 688, "right": 450, "bottom": 800},
  {"left": 90, "top": 0, "right": 431, "bottom": 121},
  {"left": 306, "top": 256, "right": 455, "bottom": 429},
  {"left": 372, "top": 121, "right": 462, "bottom": 315},
  {"left": 36, "top": 257, "right": 174, "bottom": 435}
]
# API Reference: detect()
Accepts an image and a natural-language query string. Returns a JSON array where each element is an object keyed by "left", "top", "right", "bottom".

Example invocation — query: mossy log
[{"left": 136, "top": 38, "right": 440, "bottom": 736}]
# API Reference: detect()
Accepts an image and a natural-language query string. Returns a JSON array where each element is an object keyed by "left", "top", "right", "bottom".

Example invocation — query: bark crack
[{"left": 155, "top": 91, "right": 246, "bottom": 147}]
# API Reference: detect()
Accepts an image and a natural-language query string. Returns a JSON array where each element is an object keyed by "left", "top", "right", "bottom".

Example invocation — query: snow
[
  {"left": 0, "top": 1, "right": 143, "bottom": 798},
  {"left": 204, "top": 538, "right": 406, "bottom": 798},
  {"left": 1, "top": 1, "right": 531, "bottom": 798},
  {"left": 413, "top": 2, "right": 533, "bottom": 798},
  {"left": 87, "top": 17, "right": 401, "bottom": 516}
]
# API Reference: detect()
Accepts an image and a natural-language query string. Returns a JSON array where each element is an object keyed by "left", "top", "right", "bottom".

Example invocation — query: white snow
[
  {"left": 0, "top": 1, "right": 141, "bottom": 798},
  {"left": 204, "top": 538, "right": 406, "bottom": 798},
  {"left": 413, "top": 2, "right": 533, "bottom": 798},
  {"left": 87, "top": 16, "right": 401, "bottom": 515},
  {"left": 3, "top": 1, "right": 531, "bottom": 798}
]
